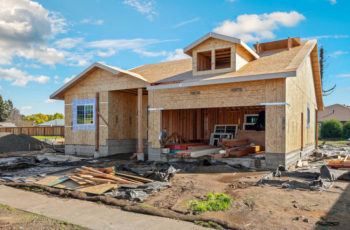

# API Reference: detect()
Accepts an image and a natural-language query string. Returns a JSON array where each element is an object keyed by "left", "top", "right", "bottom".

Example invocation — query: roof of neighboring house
[
  {"left": 37, "top": 119, "right": 64, "bottom": 126},
  {"left": 318, "top": 104, "right": 350, "bottom": 122},
  {"left": 0, "top": 122, "right": 16, "bottom": 127},
  {"left": 50, "top": 34, "right": 323, "bottom": 109}
]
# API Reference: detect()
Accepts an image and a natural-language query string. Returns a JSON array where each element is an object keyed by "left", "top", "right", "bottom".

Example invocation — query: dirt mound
[{"left": 0, "top": 133, "right": 47, "bottom": 153}]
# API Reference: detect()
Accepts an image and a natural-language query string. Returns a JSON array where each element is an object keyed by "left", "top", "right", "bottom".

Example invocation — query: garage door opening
[{"left": 160, "top": 106, "right": 265, "bottom": 159}]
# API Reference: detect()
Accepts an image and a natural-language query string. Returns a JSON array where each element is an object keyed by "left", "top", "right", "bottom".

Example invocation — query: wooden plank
[
  {"left": 78, "top": 183, "right": 118, "bottom": 195},
  {"left": 190, "top": 147, "right": 221, "bottom": 158},
  {"left": 35, "top": 176, "right": 69, "bottom": 187},
  {"left": 95, "top": 92, "right": 100, "bottom": 151},
  {"left": 137, "top": 88, "right": 143, "bottom": 153}
]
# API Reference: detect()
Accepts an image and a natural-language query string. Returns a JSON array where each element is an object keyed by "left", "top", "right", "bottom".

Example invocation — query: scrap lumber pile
[
  {"left": 327, "top": 155, "right": 350, "bottom": 169},
  {"left": 221, "top": 138, "right": 264, "bottom": 158},
  {"left": 34, "top": 166, "right": 154, "bottom": 195}
]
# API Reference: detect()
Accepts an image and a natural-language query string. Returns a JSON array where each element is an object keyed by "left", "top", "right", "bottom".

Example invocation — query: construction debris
[
  {"left": 0, "top": 133, "right": 48, "bottom": 153},
  {"left": 107, "top": 181, "right": 171, "bottom": 201}
]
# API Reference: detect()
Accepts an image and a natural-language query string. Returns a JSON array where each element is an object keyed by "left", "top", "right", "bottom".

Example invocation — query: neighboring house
[
  {"left": 37, "top": 119, "right": 65, "bottom": 127},
  {"left": 51, "top": 32, "right": 323, "bottom": 168},
  {"left": 318, "top": 104, "right": 350, "bottom": 123}
]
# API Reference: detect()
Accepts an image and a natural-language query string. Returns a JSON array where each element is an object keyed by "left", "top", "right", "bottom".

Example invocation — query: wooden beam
[
  {"left": 315, "top": 110, "right": 318, "bottom": 148},
  {"left": 95, "top": 92, "right": 100, "bottom": 152},
  {"left": 137, "top": 88, "right": 143, "bottom": 153}
]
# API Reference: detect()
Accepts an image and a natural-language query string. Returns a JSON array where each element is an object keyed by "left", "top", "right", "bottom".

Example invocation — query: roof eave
[{"left": 147, "top": 70, "right": 296, "bottom": 90}]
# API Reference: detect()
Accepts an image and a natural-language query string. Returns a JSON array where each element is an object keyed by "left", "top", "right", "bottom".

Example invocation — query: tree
[
  {"left": 343, "top": 122, "right": 350, "bottom": 139},
  {"left": 319, "top": 47, "right": 336, "bottom": 96},
  {"left": 24, "top": 113, "right": 64, "bottom": 124},
  {"left": 0, "top": 95, "right": 14, "bottom": 122},
  {"left": 320, "top": 120, "right": 343, "bottom": 139}
]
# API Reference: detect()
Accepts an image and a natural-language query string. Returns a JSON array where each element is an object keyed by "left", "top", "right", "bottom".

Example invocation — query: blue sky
[{"left": 0, "top": 0, "right": 349, "bottom": 115}]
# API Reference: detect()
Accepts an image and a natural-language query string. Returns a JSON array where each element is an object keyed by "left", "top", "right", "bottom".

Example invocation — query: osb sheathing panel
[
  {"left": 63, "top": 67, "right": 147, "bottom": 146},
  {"left": 64, "top": 69, "right": 148, "bottom": 97},
  {"left": 285, "top": 55, "right": 317, "bottom": 152},
  {"left": 107, "top": 91, "right": 148, "bottom": 140},
  {"left": 149, "top": 79, "right": 287, "bottom": 153},
  {"left": 64, "top": 91, "right": 108, "bottom": 146}
]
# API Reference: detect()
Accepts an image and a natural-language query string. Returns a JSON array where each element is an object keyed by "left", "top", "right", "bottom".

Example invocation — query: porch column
[{"left": 137, "top": 88, "right": 143, "bottom": 153}]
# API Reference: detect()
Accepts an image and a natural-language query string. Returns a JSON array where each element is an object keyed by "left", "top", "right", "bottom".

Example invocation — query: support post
[
  {"left": 95, "top": 92, "right": 100, "bottom": 152},
  {"left": 315, "top": 110, "right": 318, "bottom": 148},
  {"left": 137, "top": 88, "right": 143, "bottom": 153}
]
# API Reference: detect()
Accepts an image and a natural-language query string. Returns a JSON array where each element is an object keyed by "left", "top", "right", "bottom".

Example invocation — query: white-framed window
[
  {"left": 77, "top": 104, "right": 94, "bottom": 124},
  {"left": 243, "top": 114, "right": 259, "bottom": 130},
  {"left": 72, "top": 98, "right": 96, "bottom": 131}
]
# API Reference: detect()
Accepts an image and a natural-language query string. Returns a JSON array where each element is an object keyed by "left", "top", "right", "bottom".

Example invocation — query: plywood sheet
[{"left": 78, "top": 183, "right": 117, "bottom": 195}]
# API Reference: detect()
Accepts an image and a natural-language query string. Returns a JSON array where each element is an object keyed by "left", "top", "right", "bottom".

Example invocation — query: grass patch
[
  {"left": 188, "top": 193, "right": 232, "bottom": 213},
  {"left": 33, "top": 136, "right": 64, "bottom": 141},
  {"left": 319, "top": 139, "right": 350, "bottom": 147}
]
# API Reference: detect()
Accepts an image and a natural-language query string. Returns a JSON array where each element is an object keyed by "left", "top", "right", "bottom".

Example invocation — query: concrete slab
[{"left": 0, "top": 185, "right": 204, "bottom": 230}]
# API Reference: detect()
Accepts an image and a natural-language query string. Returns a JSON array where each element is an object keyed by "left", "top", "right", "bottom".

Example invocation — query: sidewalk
[{"left": 0, "top": 185, "right": 204, "bottom": 230}]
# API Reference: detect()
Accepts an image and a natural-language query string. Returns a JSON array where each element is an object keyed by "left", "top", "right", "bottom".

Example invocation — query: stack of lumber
[
  {"left": 327, "top": 155, "right": 350, "bottom": 169},
  {"left": 35, "top": 166, "right": 154, "bottom": 195},
  {"left": 221, "top": 138, "right": 263, "bottom": 158}
]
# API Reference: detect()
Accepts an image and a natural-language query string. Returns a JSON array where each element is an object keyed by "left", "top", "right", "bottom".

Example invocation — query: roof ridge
[{"left": 129, "top": 58, "right": 191, "bottom": 71}]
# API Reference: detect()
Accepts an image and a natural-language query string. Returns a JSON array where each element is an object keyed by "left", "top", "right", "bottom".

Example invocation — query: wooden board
[
  {"left": 35, "top": 176, "right": 69, "bottom": 187},
  {"left": 78, "top": 183, "right": 118, "bottom": 195}
]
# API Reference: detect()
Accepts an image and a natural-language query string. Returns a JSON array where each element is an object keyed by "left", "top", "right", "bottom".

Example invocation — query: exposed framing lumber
[
  {"left": 95, "top": 92, "right": 100, "bottom": 151},
  {"left": 137, "top": 88, "right": 143, "bottom": 153}
]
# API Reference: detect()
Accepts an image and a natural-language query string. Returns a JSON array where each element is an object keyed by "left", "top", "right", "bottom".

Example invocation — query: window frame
[
  {"left": 215, "top": 48, "right": 231, "bottom": 70},
  {"left": 196, "top": 50, "right": 212, "bottom": 72},
  {"left": 77, "top": 104, "right": 94, "bottom": 125},
  {"left": 243, "top": 114, "right": 259, "bottom": 130}
]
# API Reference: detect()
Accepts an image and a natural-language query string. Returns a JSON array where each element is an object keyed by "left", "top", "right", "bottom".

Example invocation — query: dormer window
[
  {"left": 215, "top": 48, "right": 231, "bottom": 69},
  {"left": 197, "top": 50, "right": 212, "bottom": 71}
]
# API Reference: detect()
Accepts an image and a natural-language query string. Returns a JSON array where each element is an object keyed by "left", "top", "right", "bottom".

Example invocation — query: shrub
[
  {"left": 343, "top": 121, "right": 350, "bottom": 139},
  {"left": 188, "top": 192, "right": 232, "bottom": 213},
  {"left": 320, "top": 120, "right": 343, "bottom": 139}
]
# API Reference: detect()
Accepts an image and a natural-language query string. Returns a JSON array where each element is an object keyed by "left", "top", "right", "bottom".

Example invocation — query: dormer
[{"left": 184, "top": 32, "right": 259, "bottom": 76}]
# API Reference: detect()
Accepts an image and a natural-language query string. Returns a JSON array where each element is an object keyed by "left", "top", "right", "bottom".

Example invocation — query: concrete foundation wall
[
  {"left": 65, "top": 139, "right": 143, "bottom": 158},
  {"left": 265, "top": 144, "right": 315, "bottom": 169}
]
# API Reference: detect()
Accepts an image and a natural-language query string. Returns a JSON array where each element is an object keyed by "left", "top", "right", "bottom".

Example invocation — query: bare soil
[
  {"left": 0, "top": 203, "right": 86, "bottom": 230},
  {"left": 145, "top": 171, "right": 350, "bottom": 230}
]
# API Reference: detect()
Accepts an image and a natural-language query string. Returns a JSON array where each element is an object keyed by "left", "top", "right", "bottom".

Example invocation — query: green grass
[
  {"left": 33, "top": 136, "right": 64, "bottom": 141},
  {"left": 188, "top": 193, "right": 232, "bottom": 213},
  {"left": 318, "top": 139, "right": 350, "bottom": 147}
]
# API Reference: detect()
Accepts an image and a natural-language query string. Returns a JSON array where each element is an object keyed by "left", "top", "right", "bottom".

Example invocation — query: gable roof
[
  {"left": 50, "top": 62, "right": 148, "bottom": 99},
  {"left": 318, "top": 104, "right": 350, "bottom": 122},
  {"left": 183, "top": 32, "right": 259, "bottom": 59},
  {"left": 50, "top": 36, "right": 323, "bottom": 110}
]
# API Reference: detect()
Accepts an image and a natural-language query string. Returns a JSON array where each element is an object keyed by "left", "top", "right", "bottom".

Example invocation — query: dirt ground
[
  {"left": 145, "top": 171, "right": 350, "bottom": 230},
  {"left": 0, "top": 203, "right": 86, "bottom": 230}
]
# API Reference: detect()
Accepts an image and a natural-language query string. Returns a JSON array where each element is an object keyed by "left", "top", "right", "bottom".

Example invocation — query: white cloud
[
  {"left": 45, "top": 99, "right": 56, "bottom": 104},
  {"left": 54, "top": 37, "right": 84, "bottom": 49},
  {"left": 63, "top": 75, "right": 75, "bottom": 84},
  {"left": 0, "top": 67, "right": 49, "bottom": 86},
  {"left": 133, "top": 49, "right": 168, "bottom": 57},
  {"left": 96, "top": 49, "right": 117, "bottom": 58},
  {"left": 330, "top": 50, "right": 349, "bottom": 58},
  {"left": 123, "top": 0, "right": 157, "bottom": 21},
  {"left": 213, "top": 11, "right": 305, "bottom": 42},
  {"left": 304, "top": 34, "right": 349, "bottom": 40},
  {"left": 165, "top": 49, "right": 189, "bottom": 61},
  {"left": 0, "top": 0, "right": 67, "bottom": 65},
  {"left": 80, "top": 18, "right": 104, "bottom": 26},
  {"left": 173, "top": 17, "right": 200, "bottom": 29},
  {"left": 20, "top": 106, "right": 32, "bottom": 113},
  {"left": 329, "top": 0, "right": 337, "bottom": 4},
  {"left": 337, "top": 73, "right": 350, "bottom": 78}
]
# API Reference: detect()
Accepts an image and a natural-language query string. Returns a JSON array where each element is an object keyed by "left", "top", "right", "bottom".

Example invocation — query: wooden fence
[{"left": 0, "top": 126, "right": 64, "bottom": 137}]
